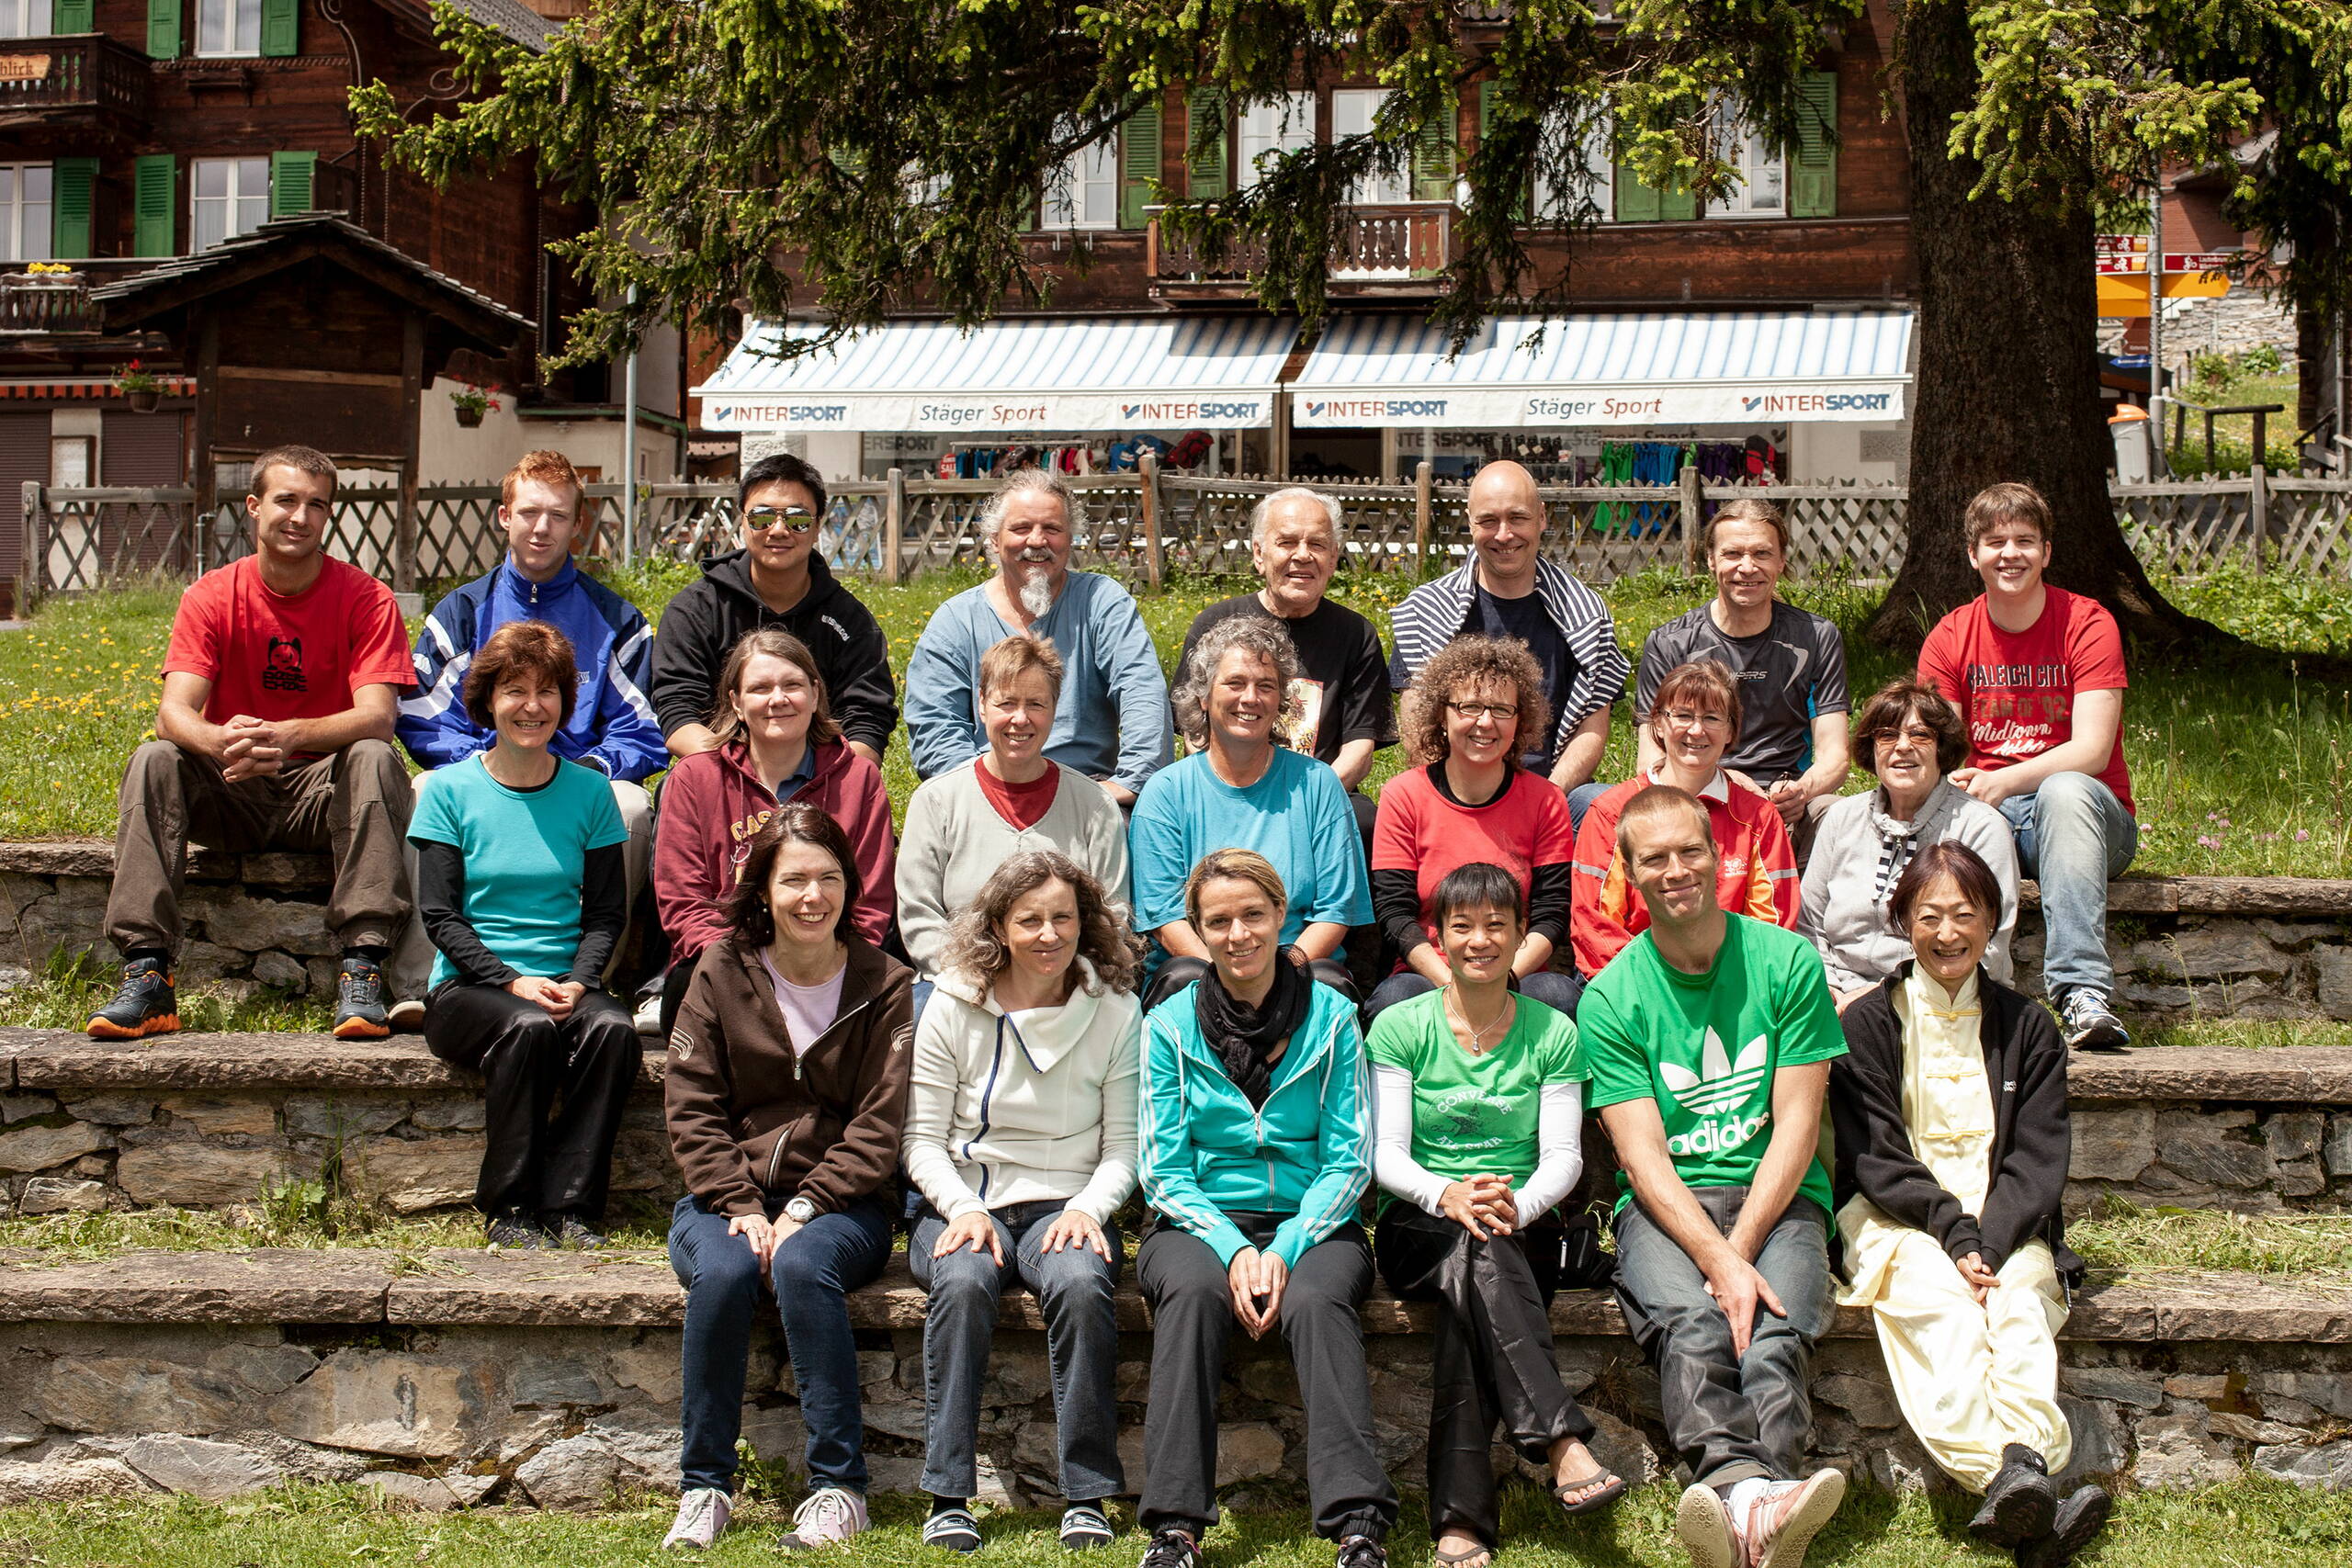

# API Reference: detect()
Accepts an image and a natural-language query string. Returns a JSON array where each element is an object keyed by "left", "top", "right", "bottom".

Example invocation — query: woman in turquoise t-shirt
[
  {"left": 1369, "top": 863, "right": 1625, "bottom": 1567},
  {"left": 411, "top": 620, "right": 635, "bottom": 1250}
]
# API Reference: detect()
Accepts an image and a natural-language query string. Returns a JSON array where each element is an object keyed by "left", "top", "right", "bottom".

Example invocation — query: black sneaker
[
  {"left": 86, "top": 956, "right": 180, "bottom": 1041},
  {"left": 333, "top": 953, "right": 391, "bottom": 1040},
  {"left": 2016, "top": 1484, "right": 2112, "bottom": 1568},
  {"left": 1138, "top": 1529, "right": 1202, "bottom": 1568},
  {"left": 924, "top": 1508, "right": 982, "bottom": 1553},
  {"left": 1060, "top": 1505, "right": 1113, "bottom": 1551},
  {"left": 485, "top": 1211, "right": 548, "bottom": 1249},
  {"left": 1335, "top": 1537, "right": 1386, "bottom": 1568},
  {"left": 1969, "top": 1445, "right": 2057, "bottom": 1550},
  {"left": 2058, "top": 989, "right": 2129, "bottom": 1053},
  {"left": 548, "top": 1213, "right": 608, "bottom": 1250}
]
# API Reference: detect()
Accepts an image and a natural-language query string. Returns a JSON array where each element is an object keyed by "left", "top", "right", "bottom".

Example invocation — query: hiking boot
[
  {"left": 1060, "top": 1504, "right": 1114, "bottom": 1551},
  {"left": 1137, "top": 1529, "right": 1203, "bottom": 1568},
  {"left": 548, "top": 1212, "right": 607, "bottom": 1250},
  {"left": 662, "top": 1487, "right": 733, "bottom": 1551},
  {"left": 2015, "top": 1485, "right": 2112, "bottom": 1568},
  {"left": 485, "top": 1210, "right": 548, "bottom": 1250},
  {"left": 86, "top": 956, "right": 179, "bottom": 1041},
  {"left": 2058, "top": 989, "right": 2129, "bottom": 1052},
  {"left": 1969, "top": 1445, "right": 2057, "bottom": 1550},
  {"left": 333, "top": 953, "right": 391, "bottom": 1040},
  {"left": 777, "top": 1485, "right": 869, "bottom": 1551},
  {"left": 924, "top": 1508, "right": 982, "bottom": 1553}
]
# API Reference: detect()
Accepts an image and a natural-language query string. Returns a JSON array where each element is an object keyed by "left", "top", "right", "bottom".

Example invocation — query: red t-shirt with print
[
  {"left": 1917, "top": 584, "right": 2133, "bottom": 814},
  {"left": 163, "top": 555, "right": 413, "bottom": 744}
]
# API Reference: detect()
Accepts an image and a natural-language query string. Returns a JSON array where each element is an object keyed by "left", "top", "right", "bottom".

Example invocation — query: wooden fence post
[
  {"left": 1679, "top": 462, "right": 1705, "bottom": 571},
  {"left": 1140, "top": 455, "right": 1165, "bottom": 592},
  {"left": 2250, "top": 464, "right": 2268, "bottom": 573},
  {"left": 884, "top": 467, "right": 905, "bottom": 585},
  {"left": 1413, "top": 459, "right": 1432, "bottom": 575},
  {"left": 18, "top": 480, "right": 39, "bottom": 610}
]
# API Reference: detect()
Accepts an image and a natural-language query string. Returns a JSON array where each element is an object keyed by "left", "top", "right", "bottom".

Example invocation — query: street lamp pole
[
  {"left": 622, "top": 284, "right": 639, "bottom": 562},
  {"left": 2148, "top": 175, "right": 2167, "bottom": 476}
]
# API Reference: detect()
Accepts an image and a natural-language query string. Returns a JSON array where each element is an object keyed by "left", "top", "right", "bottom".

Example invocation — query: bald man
[{"left": 1387, "top": 459, "right": 1630, "bottom": 831}]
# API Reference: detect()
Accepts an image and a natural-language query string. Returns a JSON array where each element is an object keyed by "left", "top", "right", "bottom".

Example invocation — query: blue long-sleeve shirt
[
  {"left": 903, "top": 570, "right": 1171, "bottom": 795},
  {"left": 396, "top": 557, "right": 668, "bottom": 783}
]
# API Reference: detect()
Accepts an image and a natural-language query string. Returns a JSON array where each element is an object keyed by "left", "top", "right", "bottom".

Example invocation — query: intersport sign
[
  {"left": 700, "top": 391, "right": 1274, "bottom": 433},
  {"left": 1288, "top": 382, "right": 1907, "bottom": 428}
]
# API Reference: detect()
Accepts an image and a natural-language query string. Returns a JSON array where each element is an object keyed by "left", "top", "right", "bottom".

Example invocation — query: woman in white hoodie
[{"left": 902, "top": 850, "right": 1144, "bottom": 1554}]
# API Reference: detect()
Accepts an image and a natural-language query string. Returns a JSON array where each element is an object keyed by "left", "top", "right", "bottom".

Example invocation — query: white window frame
[
  {"left": 190, "top": 156, "right": 268, "bottom": 253},
  {"left": 1041, "top": 131, "right": 1118, "bottom": 231},
  {"left": 1236, "top": 91, "right": 1315, "bottom": 189},
  {"left": 0, "top": 162, "right": 51, "bottom": 263},
  {"left": 1706, "top": 103, "right": 1785, "bottom": 219},
  {"left": 0, "top": 1, "right": 53, "bottom": 39},
  {"left": 195, "top": 0, "right": 262, "bottom": 58},
  {"left": 1329, "top": 88, "right": 1412, "bottom": 206},
  {"left": 1537, "top": 116, "right": 1614, "bottom": 222}
]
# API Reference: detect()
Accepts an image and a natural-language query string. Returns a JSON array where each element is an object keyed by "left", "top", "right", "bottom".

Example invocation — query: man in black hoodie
[{"left": 650, "top": 453, "right": 897, "bottom": 763}]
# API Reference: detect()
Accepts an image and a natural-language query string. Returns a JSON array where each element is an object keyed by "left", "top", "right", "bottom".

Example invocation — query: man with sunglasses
[{"left": 650, "top": 452, "right": 898, "bottom": 766}]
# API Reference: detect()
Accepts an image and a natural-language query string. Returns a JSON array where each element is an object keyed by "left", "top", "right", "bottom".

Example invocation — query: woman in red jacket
[{"left": 651, "top": 627, "right": 896, "bottom": 1035}]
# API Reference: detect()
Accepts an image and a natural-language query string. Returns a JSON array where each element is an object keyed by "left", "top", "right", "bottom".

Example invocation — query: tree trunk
[{"left": 1868, "top": 0, "right": 2227, "bottom": 653}]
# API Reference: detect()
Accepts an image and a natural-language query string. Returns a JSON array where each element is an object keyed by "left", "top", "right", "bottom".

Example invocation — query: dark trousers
[
  {"left": 1137, "top": 1215, "right": 1397, "bottom": 1542},
  {"left": 105, "top": 737, "right": 413, "bottom": 956},
  {"left": 1611, "top": 1188, "right": 1834, "bottom": 1491},
  {"left": 1375, "top": 1203, "right": 1595, "bottom": 1548},
  {"left": 670, "top": 1192, "right": 896, "bottom": 1495},
  {"left": 1144, "top": 954, "right": 1360, "bottom": 1014},
  {"left": 423, "top": 981, "right": 639, "bottom": 1219}
]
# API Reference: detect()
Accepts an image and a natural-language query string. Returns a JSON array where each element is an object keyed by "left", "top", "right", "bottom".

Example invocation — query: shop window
[
  {"left": 1330, "top": 89, "right": 1412, "bottom": 206},
  {"left": 190, "top": 156, "right": 266, "bottom": 252},
  {"left": 1043, "top": 133, "right": 1118, "bottom": 230},
  {"left": 196, "top": 0, "right": 258, "bottom": 55},
  {"left": 0, "top": 1, "right": 51, "bottom": 38},
  {"left": 0, "top": 164, "right": 52, "bottom": 263},
  {"left": 1236, "top": 92, "right": 1315, "bottom": 189}
]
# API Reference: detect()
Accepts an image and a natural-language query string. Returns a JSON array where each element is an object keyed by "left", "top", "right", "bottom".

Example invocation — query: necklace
[{"left": 1444, "top": 984, "right": 1513, "bottom": 1054}]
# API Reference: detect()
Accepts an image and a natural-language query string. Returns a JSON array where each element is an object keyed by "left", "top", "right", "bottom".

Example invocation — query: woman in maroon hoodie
[{"left": 652, "top": 626, "right": 897, "bottom": 1035}]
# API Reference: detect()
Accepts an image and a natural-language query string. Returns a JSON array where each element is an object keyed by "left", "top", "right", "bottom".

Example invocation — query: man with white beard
[{"left": 905, "top": 468, "right": 1172, "bottom": 807}]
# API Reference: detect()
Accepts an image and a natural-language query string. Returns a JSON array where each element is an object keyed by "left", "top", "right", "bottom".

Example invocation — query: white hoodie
[{"left": 901, "top": 956, "right": 1142, "bottom": 1223}]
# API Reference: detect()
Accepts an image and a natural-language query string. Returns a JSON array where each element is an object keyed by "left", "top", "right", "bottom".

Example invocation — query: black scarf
[{"left": 1195, "top": 948, "right": 1313, "bottom": 1107}]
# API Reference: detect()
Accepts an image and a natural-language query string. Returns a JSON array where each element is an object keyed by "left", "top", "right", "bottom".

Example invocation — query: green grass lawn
[
  {"left": 5, "top": 1476, "right": 2350, "bottom": 1568},
  {"left": 6, "top": 564, "right": 2352, "bottom": 876}
]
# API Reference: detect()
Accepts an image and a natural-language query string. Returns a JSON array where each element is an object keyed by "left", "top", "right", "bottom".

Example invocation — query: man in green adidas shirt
[{"left": 1579, "top": 786, "right": 1849, "bottom": 1568}]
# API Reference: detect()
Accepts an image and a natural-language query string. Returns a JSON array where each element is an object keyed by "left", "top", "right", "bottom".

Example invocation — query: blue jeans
[
  {"left": 909, "top": 1201, "right": 1125, "bottom": 1502},
  {"left": 1566, "top": 780, "right": 1611, "bottom": 839},
  {"left": 1363, "top": 968, "right": 1582, "bottom": 1026},
  {"left": 1998, "top": 773, "right": 2138, "bottom": 999},
  {"left": 669, "top": 1192, "right": 895, "bottom": 1495}
]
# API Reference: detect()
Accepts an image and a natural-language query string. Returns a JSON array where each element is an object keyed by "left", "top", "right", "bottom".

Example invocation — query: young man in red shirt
[
  {"left": 92, "top": 445, "right": 417, "bottom": 1042},
  {"left": 1917, "top": 482, "right": 2137, "bottom": 1051}
]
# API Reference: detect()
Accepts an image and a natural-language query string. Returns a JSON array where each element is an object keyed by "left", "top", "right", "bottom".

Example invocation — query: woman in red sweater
[{"left": 1570, "top": 659, "right": 1797, "bottom": 977}]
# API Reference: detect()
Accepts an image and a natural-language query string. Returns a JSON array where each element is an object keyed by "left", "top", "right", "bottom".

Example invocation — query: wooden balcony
[
  {"left": 1148, "top": 204, "right": 1454, "bottom": 300},
  {"left": 0, "top": 34, "right": 151, "bottom": 138}
]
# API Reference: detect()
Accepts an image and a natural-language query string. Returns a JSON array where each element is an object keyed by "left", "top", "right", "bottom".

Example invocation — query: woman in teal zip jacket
[{"left": 1132, "top": 849, "right": 1398, "bottom": 1568}]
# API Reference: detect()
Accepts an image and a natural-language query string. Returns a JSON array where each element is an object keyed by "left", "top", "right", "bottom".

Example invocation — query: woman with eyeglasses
[
  {"left": 1366, "top": 637, "right": 1583, "bottom": 1024},
  {"left": 652, "top": 626, "right": 896, "bottom": 1037},
  {"left": 1569, "top": 659, "right": 1798, "bottom": 977}
]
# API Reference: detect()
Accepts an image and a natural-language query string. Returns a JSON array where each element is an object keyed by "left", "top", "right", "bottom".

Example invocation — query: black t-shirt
[
  {"left": 1470, "top": 585, "right": 1574, "bottom": 773},
  {"left": 1636, "top": 600, "right": 1850, "bottom": 780},
  {"left": 1178, "top": 592, "right": 1395, "bottom": 767}
]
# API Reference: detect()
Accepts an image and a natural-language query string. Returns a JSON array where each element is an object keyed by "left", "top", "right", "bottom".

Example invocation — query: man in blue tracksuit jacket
[{"left": 387, "top": 450, "right": 667, "bottom": 1024}]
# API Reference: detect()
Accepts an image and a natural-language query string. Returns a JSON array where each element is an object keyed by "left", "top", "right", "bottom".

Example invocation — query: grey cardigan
[{"left": 1798, "top": 779, "right": 2019, "bottom": 993}]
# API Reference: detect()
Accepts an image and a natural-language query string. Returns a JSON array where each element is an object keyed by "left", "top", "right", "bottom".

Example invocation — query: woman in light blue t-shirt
[{"left": 410, "top": 620, "right": 635, "bottom": 1251}]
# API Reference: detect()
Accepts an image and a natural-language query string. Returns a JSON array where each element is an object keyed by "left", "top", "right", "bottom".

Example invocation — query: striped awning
[
  {"left": 695, "top": 314, "right": 1300, "bottom": 433},
  {"left": 1290, "top": 310, "right": 1915, "bottom": 428},
  {"left": 0, "top": 376, "right": 196, "bottom": 400}
]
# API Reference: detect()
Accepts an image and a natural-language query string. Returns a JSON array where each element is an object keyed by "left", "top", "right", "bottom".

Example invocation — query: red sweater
[
  {"left": 652, "top": 739, "right": 897, "bottom": 962},
  {"left": 1569, "top": 772, "right": 1798, "bottom": 976}
]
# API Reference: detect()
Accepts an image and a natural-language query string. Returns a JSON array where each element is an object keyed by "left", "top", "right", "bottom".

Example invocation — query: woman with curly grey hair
[
  {"left": 1131, "top": 614, "right": 1372, "bottom": 1012},
  {"left": 899, "top": 850, "right": 1142, "bottom": 1554}
]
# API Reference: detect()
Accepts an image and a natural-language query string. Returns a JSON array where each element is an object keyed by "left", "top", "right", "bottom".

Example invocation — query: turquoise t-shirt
[{"left": 409, "top": 754, "right": 628, "bottom": 989}]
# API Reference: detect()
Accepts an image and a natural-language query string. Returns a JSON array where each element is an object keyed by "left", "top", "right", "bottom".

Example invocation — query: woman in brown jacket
[{"left": 661, "top": 804, "right": 913, "bottom": 1554}]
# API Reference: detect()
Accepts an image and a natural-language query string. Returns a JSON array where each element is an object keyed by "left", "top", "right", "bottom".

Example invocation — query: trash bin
[{"left": 2109, "top": 404, "right": 2153, "bottom": 482}]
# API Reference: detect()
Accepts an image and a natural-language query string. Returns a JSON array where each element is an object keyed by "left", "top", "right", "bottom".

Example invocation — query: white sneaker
[
  {"left": 1749, "top": 1470, "right": 1846, "bottom": 1568},
  {"left": 662, "top": 1487, "right": 733, "bottom": 1551},
  {"left": 1674, "top": 1483, "right": 1737, "bottom": 1568},
  {"left": 635, "top": 990, "right": 665, "bottom": 1038},
  {"left": 779, "top": 1486, "right": 869, "bottom": 1551},
  {"left": 387, "top": 996, "right": 426, "bottom": 1032}
]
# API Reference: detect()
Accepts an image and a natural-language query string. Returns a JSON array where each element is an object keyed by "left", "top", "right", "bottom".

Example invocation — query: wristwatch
[{"left": 783, "top": 1196, "right": 819, "bottom": 1225}]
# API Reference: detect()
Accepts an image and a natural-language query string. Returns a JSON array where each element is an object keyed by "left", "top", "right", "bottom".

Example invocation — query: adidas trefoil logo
[{"left": 1659, "top": 1029, "right": 1769, "bottom": 1116}]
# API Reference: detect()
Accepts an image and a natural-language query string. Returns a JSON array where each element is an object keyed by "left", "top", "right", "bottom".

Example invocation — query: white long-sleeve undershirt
[{"left": 1372, "top": 1065, "right": 1585, "bottom": 1228}]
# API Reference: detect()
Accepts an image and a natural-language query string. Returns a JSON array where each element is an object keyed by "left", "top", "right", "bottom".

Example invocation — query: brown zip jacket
[{"left": 664, "top": 932, "right": 914, "bottom": 1219}]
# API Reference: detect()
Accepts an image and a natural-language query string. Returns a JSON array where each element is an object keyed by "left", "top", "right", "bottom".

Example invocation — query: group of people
[{"left": 89, "top": 443, "right": 2136, "bottom": 1568}]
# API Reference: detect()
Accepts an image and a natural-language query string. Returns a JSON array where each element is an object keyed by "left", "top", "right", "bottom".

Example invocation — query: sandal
[
  {"left": 1553, "top": 1470, "right": 1629, "bottom": 1517},
  {"left": 1432, "top": 1545, "right": 1494, "bottom": 1568}
]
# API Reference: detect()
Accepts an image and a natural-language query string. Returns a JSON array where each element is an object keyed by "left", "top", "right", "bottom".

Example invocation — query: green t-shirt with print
[
  {"left": 1364, "top": 987, "right": 1587, "bottom": 1212},
  {"left": 1579, "top": 914, "right": 1847, "bottom": 1217}
]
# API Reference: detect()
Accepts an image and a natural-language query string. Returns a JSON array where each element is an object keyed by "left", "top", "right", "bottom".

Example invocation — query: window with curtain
[
  {"left": 0, "top": 164, "right": 52, "bottom": 262},
  {"left": 1042, "top": 134, "right": 1119, "bottom": 230},
  {"left": 191, "top": 157, "right": 267, "bottom": 252},
  {"left": 197, "top": 0, "right": 261, "bottom": 56},
  {"left": 1236, "top": 92, "right": 1315, "bottom": 189},
  {"left": 1706, "top": 108, "right": 1785, "bottom": 218},
  {"left": 1536, "top": 118, "right": 1614, "bottom": 221},
  {"left": 1329, "top": 89, "right": 1411, "bottom": 205},
  {"left": 0, "top": 1, "right": 53, "bottom": 39}
]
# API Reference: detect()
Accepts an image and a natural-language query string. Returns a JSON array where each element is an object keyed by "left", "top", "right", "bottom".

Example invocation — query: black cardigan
[{"left": 1830, "top": 962, "right": 2081, "bottom": 1282}]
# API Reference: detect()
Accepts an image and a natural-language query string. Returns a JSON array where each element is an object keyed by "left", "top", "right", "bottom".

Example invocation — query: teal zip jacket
[{"left": 1139, "top": 978, "right": 1372, "bottom": 1268}]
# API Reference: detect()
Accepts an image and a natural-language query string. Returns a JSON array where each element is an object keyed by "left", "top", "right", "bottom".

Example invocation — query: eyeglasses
[
  {"left": 746, "top": 505, "right": 817, "bottom": 535},
  {"left": 1447, "top": 701, "right": 1519, "bottom": 721},
  {"left": 1661, "top": 709, "right": 1731, "bottom": 731}
]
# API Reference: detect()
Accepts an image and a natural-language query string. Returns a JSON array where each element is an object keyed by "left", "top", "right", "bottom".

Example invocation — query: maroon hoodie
[{"left": 653, "top": 738, "right": 896, "bottom": 962}]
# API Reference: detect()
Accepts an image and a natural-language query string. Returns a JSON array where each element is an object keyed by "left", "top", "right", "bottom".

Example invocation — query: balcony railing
[
  {"left": 0, "top": 33, "right": 152, "bottom": 124},
  {"left": 1148, "top": 203, "right": 1454, "bottom": 291},
  {"left": 0, "top": 268, "right": 98, "bottom": 333}
]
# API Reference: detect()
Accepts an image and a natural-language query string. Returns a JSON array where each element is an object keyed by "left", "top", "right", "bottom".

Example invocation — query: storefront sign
[
  {"left": 701, "top": 391, "right": 1272, "bottom": 432},
  {"left": 1289, "top": 383, "right": 1906, "bottom": 429}
]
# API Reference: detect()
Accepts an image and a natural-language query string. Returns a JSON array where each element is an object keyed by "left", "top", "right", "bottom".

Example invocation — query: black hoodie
[{"left": 649, "top": 549, "right": 899, "bottom": 754}]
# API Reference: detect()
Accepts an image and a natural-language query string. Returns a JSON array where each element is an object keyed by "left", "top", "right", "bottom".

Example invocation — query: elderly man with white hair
[
  {"left": 1177, "top": 486, "right": 1394, "bottom": 842},
  {"left": 906, "top": 468, "right": 1173, "bottom": 806}
]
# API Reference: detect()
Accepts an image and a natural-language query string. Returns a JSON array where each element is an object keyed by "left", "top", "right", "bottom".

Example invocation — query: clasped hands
[
  {"left": 505, "top": 975, "right": 586, "bottom": 1020},
  {"left": 217, "top": 715, "right": 296, "bottom": 783},
  {"left": 1438, "top": 1173, "right": 1522, "bottom": 1238}
]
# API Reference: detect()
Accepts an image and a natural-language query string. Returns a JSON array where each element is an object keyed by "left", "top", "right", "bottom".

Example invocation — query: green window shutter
[
  {"left": 54, "top": 0, "right": 95, "bottom": 31},
  {"left": 1658, "top": 178, "right": 1696, "bottom": 221},
  {"left": 1790, "top": 69, "right": 1838, "bottom": 218},
  {"left": 1411, "top": 98, "right": 1456, "bottom": 202},
  {"left": 1119, "top": 100, "right": 1163, "bottom": 230},
  {"left": 1613, "top": 160, "right": 1692, "bottom": 221},
  {"left": 1186, "top": 88, "right": 1227, "bottom": 199},
  {"left": 1478, "top": 80, "right": 1528, "bottom": 221},
  {"left": 269, "top": 150, "right": 315, "bottom": 217},
  {"left": 51, "top": 157, "right": 96, "bottom": 258},
  {"left": 132, "top": 154, "right": 175, "bottom": 255},
  {"left": 259, "top": 0, "right": 299, "bottom": 57},
  {"left": 145, "top": 0, "right": 181, "bottom": 59}
]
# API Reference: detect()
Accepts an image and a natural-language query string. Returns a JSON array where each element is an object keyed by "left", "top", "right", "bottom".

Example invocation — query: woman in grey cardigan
[{"left": 1800, "top": 679, "right": 2018, "bottom": 1009}]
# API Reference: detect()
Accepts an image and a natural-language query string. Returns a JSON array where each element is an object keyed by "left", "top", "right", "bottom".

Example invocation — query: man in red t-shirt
[
  {"left": 1917, "top": 481, "right": 2138, "bottom": 1051},
  {"left": 94, "top": 445, "right": 416, "bottom": 1043}
]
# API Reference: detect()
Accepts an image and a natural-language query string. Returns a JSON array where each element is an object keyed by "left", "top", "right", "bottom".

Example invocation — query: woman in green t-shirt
[{"left": 1367, "top": 863, "right": 1625, "bottom": 1567}]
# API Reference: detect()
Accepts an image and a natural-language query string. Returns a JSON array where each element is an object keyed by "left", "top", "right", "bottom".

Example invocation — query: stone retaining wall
[{"left": 0, "top": 1251, "right": 2346, "bottom": 1509}]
